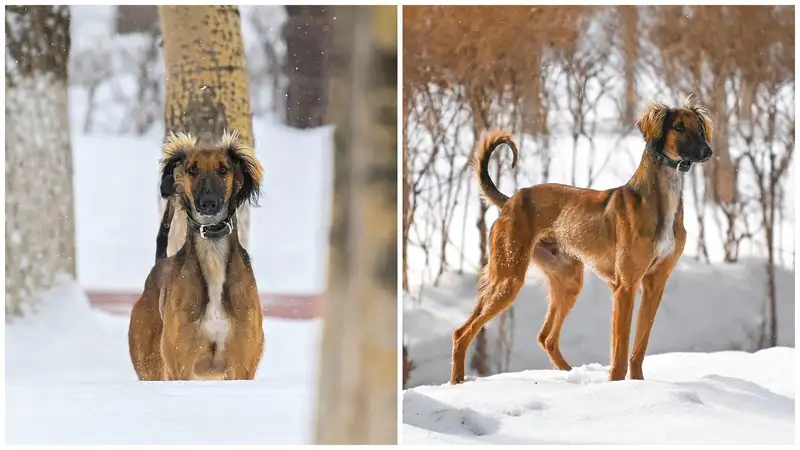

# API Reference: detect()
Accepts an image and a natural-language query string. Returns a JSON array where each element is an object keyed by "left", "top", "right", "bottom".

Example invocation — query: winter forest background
[
  {"left": 5, "top": 5, "right": 397, "bottom": 445},
  {"left": 402, "top": 5, "right": 795, "bottom": 388},
  {"left": 6, "top": 5, "right": 332, "bottom": 316}
]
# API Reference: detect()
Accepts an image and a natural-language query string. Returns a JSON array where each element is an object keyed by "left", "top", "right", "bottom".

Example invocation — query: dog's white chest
[
  {"left": 201, "top": 284, "right": 230, "bottom": 345},
  {"left": 197, "top": 239, "right": 231, "bottom": 346},
  {"left": 655, "top": 170, "right": 683, "bottom": 261}
]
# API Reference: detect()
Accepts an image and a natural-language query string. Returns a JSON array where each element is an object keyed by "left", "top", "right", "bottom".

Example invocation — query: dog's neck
[
  {"left": 184, "top": 209, "right": 238, "bottom": 287},
  {"left": 628, "top": 143, "right": 685, "bottom": 250}
]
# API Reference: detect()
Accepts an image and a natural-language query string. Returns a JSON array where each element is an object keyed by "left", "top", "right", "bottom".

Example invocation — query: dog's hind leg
[
  {"left": 450, "top": 272, "right": 525, "bottom": 384},
  {"left": 537, "top": 256, "right": 583, "bottom": 371},
  {"left": 450, "top": 212, "right": 534, "bottom": 385}
]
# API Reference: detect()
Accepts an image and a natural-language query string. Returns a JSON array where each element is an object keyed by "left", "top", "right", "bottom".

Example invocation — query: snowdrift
[{"left": 403, "top": 347, "right": 795, "bottom": 444}]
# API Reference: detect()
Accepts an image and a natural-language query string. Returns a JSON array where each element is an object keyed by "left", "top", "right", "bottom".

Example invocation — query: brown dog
[
  {"left": 451, "top": 95, "right": 713, "bottom": 384},
  {"left": 128, "top": 130, "right": 265, "bottom": 380}
]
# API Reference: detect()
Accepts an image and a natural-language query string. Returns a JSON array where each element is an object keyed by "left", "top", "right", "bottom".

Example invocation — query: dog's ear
[
  {"left": 160, "top": 154, "right": 183, "bottom": 198},
  {"left": 222, "top": 129, "right": 263, "bottom": 209},
  {"left": 635, "top": 101, "right": 670, "bottom": 142},
  {"left": 684, "top": 93, "right": 714, "bottom": 142},
  {"left": 160, "top": 132, "right": 196, "bottom": 199}
]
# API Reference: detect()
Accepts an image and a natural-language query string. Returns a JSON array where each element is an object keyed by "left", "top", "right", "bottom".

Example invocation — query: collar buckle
[
  {"left": 198, "top": 219, "right": 233, "bottom": 240},
  {"left": 676, "top": 160, "right": 693, "bottom": 172}
]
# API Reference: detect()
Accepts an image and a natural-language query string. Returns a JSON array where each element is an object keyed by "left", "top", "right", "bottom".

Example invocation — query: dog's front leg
[
  {"left": 161, "top": 321, "right": 202, "bottom": 380},
  {"left": 226, "top": 321, "right": 264, "bottom": 380},
  {"left": 629, "top": 261, "right": 675, "bottom": 380},
  {"left": 608, "top": 284, "right": 637, "bottom": 381}
]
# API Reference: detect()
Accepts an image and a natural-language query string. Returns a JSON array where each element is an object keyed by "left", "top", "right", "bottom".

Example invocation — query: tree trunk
[
  {"left": 619, "top": 6, "right": 639, "bottom": 126},
  {"left": 402, "top": 96, "right": 411, "bottom": 291},
  {"left": 314, "top": 6, "right": 397, "bottom": 445},
  {"left": 470, "top": 113, "right": 490, "bottom": 376},
  {"left": 765, "top": 224, "right": 777, "bottom": 348},
  {"left": 689, "top": 167, "right": 710, "bottom": 263},
  {"left": 282, "top": 6, "right": 331, "bottom": 128},
  {"left": 705, "top": 80, "right": 736, "bottom": 206},
  {"left": 159, "top": 6, "right": 254, "bottom": 253},
  {"left": 402, "top": 344, "right": 414, "bottom": 389},
  {"left": 5, "top": 6, "right": 75, "bottom": 318}
]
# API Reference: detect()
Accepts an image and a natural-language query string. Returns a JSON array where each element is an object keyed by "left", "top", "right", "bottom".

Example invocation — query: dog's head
[
  {"left": 160, "top": 130, "right": 263, "bottom": 224},
  {"left": 635, "top": 94, "right": 713, "bottom": 164}
]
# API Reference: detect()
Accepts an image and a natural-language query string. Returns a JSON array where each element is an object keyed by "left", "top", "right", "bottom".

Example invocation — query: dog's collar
[
  {"left": 186, "top": 214, "right": 234, "bottom": 240},
  {"left": 648, "top": 147, "right": 693, "bottom": 173}
]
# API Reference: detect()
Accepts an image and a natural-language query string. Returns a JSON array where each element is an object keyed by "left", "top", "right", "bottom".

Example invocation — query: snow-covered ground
[
  {"left": 403, "top": 347, "right": 795, "bottom": 444},
  {"left": 5, "top": 282, "right": 322, "bottom": 444}
]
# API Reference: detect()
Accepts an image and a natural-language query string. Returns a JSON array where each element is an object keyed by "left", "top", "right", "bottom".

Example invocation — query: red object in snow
[{"left": 86, "top": 290, "right": 323, "bottom": 320}]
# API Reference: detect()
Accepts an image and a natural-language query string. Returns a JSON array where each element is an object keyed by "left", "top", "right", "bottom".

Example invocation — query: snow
[
  {"left": 402, "top": 347, "right": 795, "bottom": 444},
  {"left": 5, "top": 281, "right": 322, "bottom": 444},
  {"left": 404, "top": 258, "right": 795, "bottom": 389}
]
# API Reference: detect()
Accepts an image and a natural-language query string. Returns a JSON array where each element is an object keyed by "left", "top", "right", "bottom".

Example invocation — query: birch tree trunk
[
  {"left": 315, "top": 6, "right": 398, "bottom": 444},
  {"left": 5, "top": 6, "right": 75, "bottom": 318},
  {"left": 159, "top": 5, "right": 254, "bottom": 252}
]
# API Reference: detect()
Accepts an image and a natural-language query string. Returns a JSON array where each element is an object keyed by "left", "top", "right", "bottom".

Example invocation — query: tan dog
[
  {"left": 451, "top": 95, "right": 713, "bottom": 383},
  {"left": 128, "top": 130, "right": 265, "bottom": 380}
]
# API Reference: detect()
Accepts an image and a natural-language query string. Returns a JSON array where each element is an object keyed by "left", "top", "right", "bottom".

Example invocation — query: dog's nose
[
  {"left": 197, "top": 195, "right": 219, "bottom": 214},
  {"left": 700, "top": 145, "right": 713, "bottom": 161}
]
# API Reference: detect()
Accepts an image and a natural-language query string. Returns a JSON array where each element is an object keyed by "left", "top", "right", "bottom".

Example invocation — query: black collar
[
  {"left": 186, "top": 213, "right": 234, "bottom": 240},
  {"left": 648, "top": 147, "right": 693, "bottom": 173}
]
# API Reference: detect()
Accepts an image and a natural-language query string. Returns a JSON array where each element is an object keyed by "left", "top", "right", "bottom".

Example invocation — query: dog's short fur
[
  {"left": 451, "top": 95, "right": 713, "bottom": 383},
  {"left": 128, "top": 130, "right": 265, "bottom": 380}
]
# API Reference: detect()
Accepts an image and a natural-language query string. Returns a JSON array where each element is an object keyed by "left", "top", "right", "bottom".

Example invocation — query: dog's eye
[
  {"left": 674, "top": 123, "right": 685, "bottom": 132},
  {"left": 217, "top": 167, "right": 228, "bottom": 176}
]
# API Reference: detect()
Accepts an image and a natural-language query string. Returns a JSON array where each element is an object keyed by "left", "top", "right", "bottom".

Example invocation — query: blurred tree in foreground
[
  {"left": 5, "top": 6, "right": 75, "bottom": 318},
  {"left": 315, "top": 5, "right": 397, "bottom": 444},
  {"left": 159, "top": 5, "right": 255, "bottom": 252}
]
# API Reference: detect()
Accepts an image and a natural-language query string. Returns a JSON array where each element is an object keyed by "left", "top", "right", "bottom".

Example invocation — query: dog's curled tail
[
  {"left": 155, "top": 198, "right": 174, "bottom": 261},
  {"left": 472, "top": 129, "right": 519, "bottom": 208}
]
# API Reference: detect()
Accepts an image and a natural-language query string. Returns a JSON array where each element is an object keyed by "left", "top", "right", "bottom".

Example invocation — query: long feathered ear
[
  {"left": 222, "top": 129, "right": 263, "bottom": 208},
  {"left": 684, "top": 93, "right": 714, "bottom": 142},
  {"left": 160, "top": 132, "right": 196, "bottom": 199},
  {"left": 635, "top": 101, "right": 671, "bottom": 142}
]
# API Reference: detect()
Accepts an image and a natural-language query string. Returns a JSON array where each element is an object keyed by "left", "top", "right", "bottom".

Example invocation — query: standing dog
[
  {"left": 451, "top": 95, "right": 713, "bottom": 383},
  {"left": 128, "top": 130, "right": 265, "bottom": 380}
]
